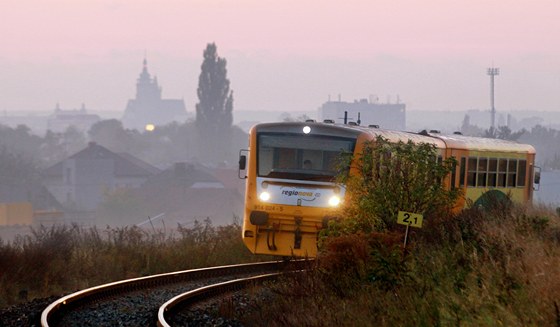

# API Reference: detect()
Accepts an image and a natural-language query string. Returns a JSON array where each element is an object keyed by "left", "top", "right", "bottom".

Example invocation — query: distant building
[
  {"left": 0, "top": 183, "right": 62, "bottom": 225},
  {"left": 122, "top": 59, "right": 187, "bottom": 131},
  {"left": 46, "top": 103, "right": 101, "bottom": 133},
  {"left": 318, "top": 98, "right": 406, "bottom": 130},
  {"left": 130, "top": 162, "right": 244, "bottom": 227},
  {"left": 43, "top": 142, "right": 159, "bottom": 211}
]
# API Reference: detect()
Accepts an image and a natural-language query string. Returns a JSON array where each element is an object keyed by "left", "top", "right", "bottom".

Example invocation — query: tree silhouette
[
  {"left": 195, "top": 43, "right": 234, "bottom": 164},
  {"left": 484, "top": 125, "right": 526, "bottom": 141}
]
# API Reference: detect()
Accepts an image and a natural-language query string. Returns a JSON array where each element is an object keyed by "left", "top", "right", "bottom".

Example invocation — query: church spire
[{"left": 136, "top": 57, "right": 161, "bottom": 101}]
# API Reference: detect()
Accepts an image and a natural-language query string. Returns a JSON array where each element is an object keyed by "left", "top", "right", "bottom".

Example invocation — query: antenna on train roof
[{"left": 338, "top": 111, "right": 350, "bottom": 124}]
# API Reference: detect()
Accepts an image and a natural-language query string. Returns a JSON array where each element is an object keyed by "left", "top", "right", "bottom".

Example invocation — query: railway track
[
  {"left": 41, "top": 260, "right": 312, "bottom": 326},
  {"left": 158, "top": 272, "right": 285, "bottom": 326}
]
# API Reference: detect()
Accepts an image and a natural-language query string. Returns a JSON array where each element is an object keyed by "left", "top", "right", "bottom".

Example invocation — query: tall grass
[
  {"left": 0, "top": 219, "right": 260, "bottom": 308},
  {"left": 243, "top": 204, "right": 560, "bottom": 326}
]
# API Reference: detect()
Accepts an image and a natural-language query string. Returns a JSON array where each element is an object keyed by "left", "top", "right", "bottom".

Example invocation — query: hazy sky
[{"left": 1, "top": 0, "right": 559, "bottom": 114}]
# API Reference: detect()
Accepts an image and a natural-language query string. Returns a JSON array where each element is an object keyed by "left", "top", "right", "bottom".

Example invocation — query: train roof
[
  {"left": 424, "top": 131, "right": 536, "bottom": 154},
  {"left": 250, "top": 121, "right": 535, "bottom": 154}
]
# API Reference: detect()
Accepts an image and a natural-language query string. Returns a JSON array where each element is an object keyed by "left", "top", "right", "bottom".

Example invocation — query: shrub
[{"left": 0, "top": 220, "right": 257, "bottom": 307}]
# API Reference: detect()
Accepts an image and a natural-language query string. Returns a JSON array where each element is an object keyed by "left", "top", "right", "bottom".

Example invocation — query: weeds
[
  {"left": 0, "top": 219, "right": 257, "bottom": 307},
  {"left": 241, "top": 205, "right": 560, "bottom": 326}
]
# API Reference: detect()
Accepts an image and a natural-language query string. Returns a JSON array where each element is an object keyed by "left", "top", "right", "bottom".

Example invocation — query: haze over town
[{"left": 1, "top": 0, "right": 559, "bottom": 115}]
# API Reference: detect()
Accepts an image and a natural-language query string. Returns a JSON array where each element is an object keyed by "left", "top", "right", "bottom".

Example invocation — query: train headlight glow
[
  {"left": 303, "top": 126, "right": 311, "bottom": 134},
  {"left": 328, "top": 195, "right": 341, "bottom": 207},
  {"left": 259, "top": 191, "right": 271, "bottom": 202}
]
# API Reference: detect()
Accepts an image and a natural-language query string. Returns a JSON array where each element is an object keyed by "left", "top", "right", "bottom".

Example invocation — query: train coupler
[
  {"left": 294, "top": 217, "right": 302, "bottom": 249},
  {"left": 266, "top": 223, "right": 279, "bottom": 251}
]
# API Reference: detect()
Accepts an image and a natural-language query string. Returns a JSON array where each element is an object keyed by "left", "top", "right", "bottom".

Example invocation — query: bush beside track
[
  {"left": 239, "top": 138, "right": 560, "bottom": 326},
  {"left": 0, "top": 218, "right": 265, "bottom": 309}
]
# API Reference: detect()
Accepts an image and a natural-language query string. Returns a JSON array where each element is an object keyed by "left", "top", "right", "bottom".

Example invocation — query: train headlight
[
  {"left": 303, "top": 126, "right": 311, "bottom": 134},
  {"left": 259, "top": 191, "right": 271, "bottom": 202},
  {"left": 328, "top": 195, "right": 341, "bottom": 207}
]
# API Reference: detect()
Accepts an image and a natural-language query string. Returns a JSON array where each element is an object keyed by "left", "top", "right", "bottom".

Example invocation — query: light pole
[{"left": 487, "top": 67, "right": 500, "bottom": 131}]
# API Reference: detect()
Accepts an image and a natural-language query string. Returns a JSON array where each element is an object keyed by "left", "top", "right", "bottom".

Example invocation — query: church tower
[
  {"left": 136, "top": 59, "right": 162, "bottom": 102},
  {"left": 122, "top": 59, "right": 187, "bottom": 131}
]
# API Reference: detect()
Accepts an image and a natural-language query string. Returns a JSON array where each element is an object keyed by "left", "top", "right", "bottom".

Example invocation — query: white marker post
[{"left": 397, "top": 211, "right": 424, "bottom": 249}]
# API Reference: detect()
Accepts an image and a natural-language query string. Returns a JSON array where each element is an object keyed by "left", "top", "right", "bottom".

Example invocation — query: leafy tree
[
  {"left": 0, "top": 124, "right": 43, "bottom": 165},
  {"left": 88, "top": 119, "right": 144, "bottom": 154},
  {"left": 0, "top": 146, "right": 41, "bottom": 190},
  {"left": 195, "top": 43, "right": 234, "bottom": 164},
  {"left": 328, "top": 136, "right": 460, "bottom": 235},
  {"left": 40, "top": 127, "right": 87, "bottom": 166}
]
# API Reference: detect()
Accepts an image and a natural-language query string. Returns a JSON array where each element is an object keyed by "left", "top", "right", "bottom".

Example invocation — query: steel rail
[
  {"left": 158, "top": 272, "right": 282, "bottom": 327},
  {"left": 40, "top": 260, "right": 303, "bottom": 327}
]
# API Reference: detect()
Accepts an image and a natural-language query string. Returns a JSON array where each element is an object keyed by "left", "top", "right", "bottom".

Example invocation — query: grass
[
  {"left": 3, "top": 203, "right": 560, "bottom": 326},
  {"left": 241, "top": 203, "right": 560, "bottom": 326},
  {"left": 0, "top": 218, "right": 263, "bottom": 308}
]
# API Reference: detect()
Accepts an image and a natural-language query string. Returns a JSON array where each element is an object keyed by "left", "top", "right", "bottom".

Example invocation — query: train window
[
  {"left": 459, "top": 157, "right": 466, "bottom": 187},
  {"left": 507, "top": 159, "right": 518, "bottom": 187},
  {"left": 518, "top": 160, "right": 527, "bottom": 187},
  {"left": 323, "top": 151, "right": 340, "bottom": 171},
  {"left": 498, "top": 159, "right": 507, "bottom": 187},
  {"left": 450, "top": 157, "right": 457, "bottom": 189},
  {"left": 477, "top": 157, "right": 488, "bottom": 187},
  {"left": 257, "top": 133, "right": 356, "bottom": 181},
  {"left": 488, "top": 158, "right": 498, "bottom": 187},
  {"left": 467, "top": 157, "right": 477, "bottom": 187},
  {"left": 276, "top": 148, "right": 297, "bottom": 170},
  {"left": 436, "top": 156, "right": 443, "bottom": 184}
]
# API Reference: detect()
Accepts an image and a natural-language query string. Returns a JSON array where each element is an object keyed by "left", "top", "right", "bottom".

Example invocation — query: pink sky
[{"left": 1, "top": 0, "right": 559, "bottom": 113}]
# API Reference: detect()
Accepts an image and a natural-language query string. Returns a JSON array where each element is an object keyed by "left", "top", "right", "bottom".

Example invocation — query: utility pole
[{"left": 487, "top": 67, "right": 500, "bottom": 131}]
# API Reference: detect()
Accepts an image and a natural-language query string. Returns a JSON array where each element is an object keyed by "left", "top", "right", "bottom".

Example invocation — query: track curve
[{"left": 41, "top": 260, "right": 311, "bottom": 326}]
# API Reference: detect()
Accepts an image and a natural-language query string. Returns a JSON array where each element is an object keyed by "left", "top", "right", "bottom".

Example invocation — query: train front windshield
[{"left": 257, "top": 133, "right": 356, "bottom": 182}]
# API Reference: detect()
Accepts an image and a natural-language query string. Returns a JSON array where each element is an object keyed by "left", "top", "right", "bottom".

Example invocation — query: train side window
[
  {"left": 488, "top": 158, "right": 498, "bottom": 187},
  {"left": 459, "top": 157, "right": 466, "bottom": 187},
  {"left": 498, "top": 159, "right": 507, "bottom": 187},
  {"left": 517, "top": 160, "right": 527, "bottom": 187},
  {"left": 477, "top": 157, "right": 488, "bottom": 187},
  {"left": 507, "top": 159, "right": 518, "bottom": 187},
  {"left": 436, "top": 156, "right": 443, "bottom": 184},
  {"left": 450, "top": 157, "right": 457, "bottom": 189},
  {"left": 467, "top": 157, "right": 477, "bottom": 187}
]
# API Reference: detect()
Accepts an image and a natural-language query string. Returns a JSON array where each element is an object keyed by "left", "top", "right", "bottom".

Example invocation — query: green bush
[
  {"left": 325, "top": 136, "right": 460, "bottom": 236},
  {"left": 240, "top": 138, "right": 560, "bottom": 326}
]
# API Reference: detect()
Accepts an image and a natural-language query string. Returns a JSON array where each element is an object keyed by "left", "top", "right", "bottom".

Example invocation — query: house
[
  {"left": 131, "top": 162, "right": 244, "bottom": 227},
  {"left": 46, "top": 103, "right": 101, "bottom": 133},
  {"left": 0, "top": 183, "right": 63, "bottom": 225},
  {"left": 43, "top": 142, "right": 159, "bottom": 211}
]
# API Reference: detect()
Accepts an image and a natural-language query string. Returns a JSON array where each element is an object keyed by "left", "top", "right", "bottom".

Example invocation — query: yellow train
[{"left": 238, "top": 121, "right": 539, "bottom": 257}]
